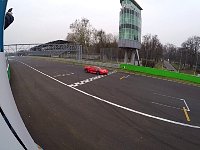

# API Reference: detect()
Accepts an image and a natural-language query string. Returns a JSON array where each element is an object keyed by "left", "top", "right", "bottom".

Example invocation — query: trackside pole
[{"left": 0, "top": 0, "right": 7, "bottom": 52}]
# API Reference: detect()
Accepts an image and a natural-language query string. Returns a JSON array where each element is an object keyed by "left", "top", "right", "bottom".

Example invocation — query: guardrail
[{"left": 120, "top": 64, "right": 200, "bottom": 84}]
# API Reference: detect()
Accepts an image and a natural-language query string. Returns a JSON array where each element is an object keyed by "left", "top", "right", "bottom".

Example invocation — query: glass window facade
[{"left": 119, "top": 0, "right": 142, "bottom": 43}]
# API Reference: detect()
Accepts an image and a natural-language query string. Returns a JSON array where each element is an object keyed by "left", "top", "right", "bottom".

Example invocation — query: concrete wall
[{"left": 0, "top": 53, "right": 38, "bottom": 149}]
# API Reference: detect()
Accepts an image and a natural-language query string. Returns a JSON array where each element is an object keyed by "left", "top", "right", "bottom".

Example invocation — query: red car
[{"left": 84, "top": 66, "right": 108, "bottom": 75}]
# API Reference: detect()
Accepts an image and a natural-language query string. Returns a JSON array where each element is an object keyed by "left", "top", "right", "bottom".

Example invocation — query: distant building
[{"left": 118, "top": 0, "right": 142, "bottom": 64}]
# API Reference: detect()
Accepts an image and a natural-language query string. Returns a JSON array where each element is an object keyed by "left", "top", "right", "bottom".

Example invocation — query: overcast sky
[{"left": 4, "top": 0, "right": 200, "bottom": 47}]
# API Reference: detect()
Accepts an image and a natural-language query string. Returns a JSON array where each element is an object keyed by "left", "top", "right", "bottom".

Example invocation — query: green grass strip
[{"left": 120, "top": 64, "right": 200, "bottom": 84}]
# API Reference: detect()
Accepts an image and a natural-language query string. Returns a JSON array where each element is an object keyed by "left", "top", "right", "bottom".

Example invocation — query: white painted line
[
  {"left": 153, "top": 93, "right": 191, "bottom": 112},
  {"left": 151, "top": 102, "right": 182, "bottom": 110},
  {"left": 53, "top": 73, "right": 74, "bottom": 78},
  {"left": 16, "top": 60, "right": 200, "bottom": 129},
  {"left": 182, "top": 99, "right": 190, "bottom": 112}
]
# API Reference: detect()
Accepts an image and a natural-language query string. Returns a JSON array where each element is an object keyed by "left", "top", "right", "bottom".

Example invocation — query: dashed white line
[
  {"left": 16, "top": 60, "right": 200, "bottom": 129},
  {"left": 151, "top": 102, "right": 182, "bottom": 110},
  {"left": 54, "top": 73, "right": 74, "bottom": 78},
  {"left": 153, "top": 92, "right": 181, "bottom": 100}
]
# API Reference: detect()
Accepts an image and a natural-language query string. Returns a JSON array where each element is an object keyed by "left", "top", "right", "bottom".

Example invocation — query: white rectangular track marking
[
  {"left": 153, "top": 93, "right": 190, "bottom": 111},
  {"left": 15, "top": 60, "right": 200, "bottom": 129}
]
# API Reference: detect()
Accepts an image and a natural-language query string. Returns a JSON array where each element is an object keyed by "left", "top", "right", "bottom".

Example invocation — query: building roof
[{"left": 120, "top": 0, "right": 143, "bottom": 10}]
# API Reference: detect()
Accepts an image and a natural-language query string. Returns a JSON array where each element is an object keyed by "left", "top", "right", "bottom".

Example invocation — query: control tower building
[{"left": 118, "top": 0, "right": 142, "bottom": 64}]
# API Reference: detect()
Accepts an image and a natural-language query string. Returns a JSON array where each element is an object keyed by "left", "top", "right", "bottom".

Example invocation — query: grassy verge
[{"left": 120, "top": 64, "right": 200, "bottom": 85}]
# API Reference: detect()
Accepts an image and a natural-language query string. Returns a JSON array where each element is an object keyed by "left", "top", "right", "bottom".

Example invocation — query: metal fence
[
  {"left": 77, "top": 48, "right": 125, "bottom": 63},
  {"left": 81, "top": 48, "right": 140, "bottom": 64},
  {"left": 4, "top": 43, "right": 140, "bottom": 64},
  {"left": 100, "top": 48, "right": 125, "bottom": 63},
  {"left": 4, "top": 43, "right": 83, "bottom": 60},
  {"left": 4, "top": 44, "right": 39, "bottom": 54}
]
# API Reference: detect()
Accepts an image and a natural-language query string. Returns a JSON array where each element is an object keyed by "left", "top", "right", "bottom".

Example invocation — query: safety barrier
[
  {"left": 0, "top": 53, "right": 39, "bottom": 149},
  {"left": 120, "top": 64, "right": 200, "bottom": 84}
]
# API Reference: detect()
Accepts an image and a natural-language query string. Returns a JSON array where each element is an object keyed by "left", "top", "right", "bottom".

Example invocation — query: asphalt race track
[{"left": 9, "top": 57, "right": 200, "bottom": 150}]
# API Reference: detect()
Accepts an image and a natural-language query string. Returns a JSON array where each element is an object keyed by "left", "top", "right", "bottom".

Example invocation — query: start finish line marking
[{"left": 69, "top": 71, "right": 117, "bottom": 87}]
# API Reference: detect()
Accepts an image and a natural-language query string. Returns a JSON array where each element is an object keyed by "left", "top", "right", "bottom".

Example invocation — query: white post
[
  {"left": 124, "top": 49, "right": 128, "bottom": 64},
  {"left": 136, "top": 49, "right": 140, "bottom": 66}
]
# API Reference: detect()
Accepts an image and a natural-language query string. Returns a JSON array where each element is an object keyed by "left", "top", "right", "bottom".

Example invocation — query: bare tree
[
  {"left": 140, "top": 34, "right": 163, "bottom": 65},
  {"left": 67, "top": 18, "right": 118, "bottom": 55},
  {"left": 66, "top": 18, "right": 94, "bottom": 53},
  {"left": 163, "top": 44, "right": 177, "bottom": 62},
  {"left": 90, "top": 29, "right": 118, "bottom": 53},
  {"left": 181, "top": 36, "right": 200, "bottom": 69}
]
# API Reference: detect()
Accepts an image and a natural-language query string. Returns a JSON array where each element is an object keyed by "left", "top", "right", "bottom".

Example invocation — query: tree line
[
  {"left": 140, "top": 34, "right": 200, "bottom": 69},
  {"left": 66, "top": 18, "right": 200, "bottom": 71},
  {"left": 66, "top": 18, "right": 118, "bottom": 54}
]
